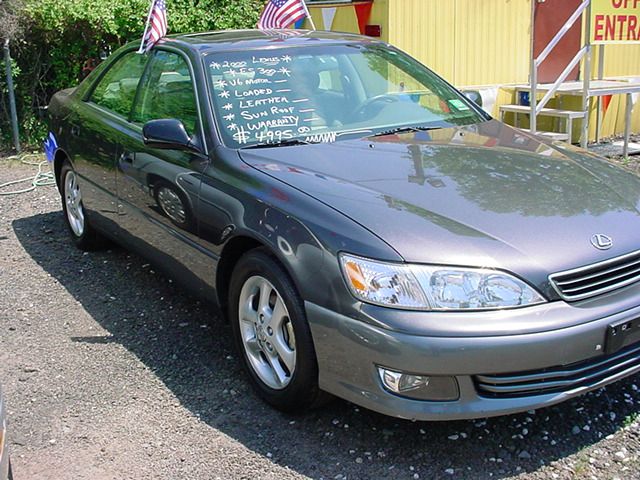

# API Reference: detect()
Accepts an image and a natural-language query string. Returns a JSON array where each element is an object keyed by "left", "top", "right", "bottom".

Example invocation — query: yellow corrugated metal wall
[
  {"left": 305, "top": 1, "right": 389, "bottom": 40},
  {"left": 387, "top": 0, "right": 531, "bottom": 87},
  {"left": 386, "top": 0, "right": 455, "bottom": 80},
  {"left": 306, "top": 0, "right": 531, "bottom": 87},
  {"left": 369, "top": 0, "right": 390, "bottom": 42},
  {"left": 600, "top": 45, "right": 640, "bottom": 78},
  {"left": 305, "top": 1, "right": 639, "bottom": 88},
  {"left": 303, "top": 0, "right": 639, "bottom": 137},
  {"left": 305, "top": 4, "right": 357, "bottom": 32},
  {"left": 456, "top": 0, "right": 531, "bottom": 86}
]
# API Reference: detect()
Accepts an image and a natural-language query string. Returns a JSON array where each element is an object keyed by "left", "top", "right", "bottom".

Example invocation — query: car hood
[{"left": 238, "top": 120, "right": 640, "bottom": 286}]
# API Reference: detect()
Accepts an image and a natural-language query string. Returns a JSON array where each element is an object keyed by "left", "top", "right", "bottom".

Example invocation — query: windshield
[{"left": 205, "top": 43, "right": 486, "bottom": 148}]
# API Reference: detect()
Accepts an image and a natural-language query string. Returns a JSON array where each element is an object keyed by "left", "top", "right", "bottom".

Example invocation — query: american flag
[
  {"left": 257, "top": 0, "right": 308, "bottom": 30},
  {"left": 140, "top": 0, "right": 168, "bottom": 53}
]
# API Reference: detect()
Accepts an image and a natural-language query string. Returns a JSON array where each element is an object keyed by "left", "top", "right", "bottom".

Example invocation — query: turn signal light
[{"left": 343, "top": 258, "right": 367, "bottom": 291}]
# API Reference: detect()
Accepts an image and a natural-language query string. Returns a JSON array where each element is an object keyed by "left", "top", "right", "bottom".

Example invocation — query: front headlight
[{"left": 340, "top": 254, "right": 545, "bottom": 311}]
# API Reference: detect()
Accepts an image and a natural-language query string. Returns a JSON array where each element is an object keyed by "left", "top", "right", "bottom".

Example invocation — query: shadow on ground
[{"left": 13, "top": 211, "right": 640, "bottom": 480}]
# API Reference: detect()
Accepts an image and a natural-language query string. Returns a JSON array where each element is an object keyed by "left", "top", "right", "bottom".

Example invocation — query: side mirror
[
  {"left": 142, "top": 119, "right": 199, "bottom": 152},
  {"left": 463, "top": 90, "right": 483, "bottom": 107}
]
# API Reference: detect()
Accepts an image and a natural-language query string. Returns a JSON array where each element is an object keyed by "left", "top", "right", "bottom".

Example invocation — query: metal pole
[
  {"left": 138, "top": 0, "right": 155, "bottom": 54},
  {"left": 530, "top": 0, "right": 537, "bottom": 135},
  {"left": 3, "top": 39, "right": 20, "bottom": 153},
  {"left": 301, "top": 1, "right": 316, "bottom": 30},
  {"left": 623, "top": 93, "right": 632, "bottom": 158},
  {"left": 581, "top": 0, "right": 592, "bottom": 148}
]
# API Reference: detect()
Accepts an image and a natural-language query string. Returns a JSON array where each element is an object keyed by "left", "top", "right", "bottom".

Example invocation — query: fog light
[
  {"left": 380, "top": 369, "right": 429, "bottom": 392},
  {"left": 377, "top": 366, "right": 459, "bottom": 401}
]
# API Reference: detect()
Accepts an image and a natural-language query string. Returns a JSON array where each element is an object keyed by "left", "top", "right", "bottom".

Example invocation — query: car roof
[{"left": 154, "top": 29, "right": 382, "bottom": 53}]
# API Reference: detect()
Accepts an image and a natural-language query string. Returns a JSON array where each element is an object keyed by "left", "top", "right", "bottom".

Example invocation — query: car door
[
  {"left": 116, "top": 48, "right": 216, "bottom": 296},
  {"left": 68, "top": 50, "right": 149, "bottom": 233}
]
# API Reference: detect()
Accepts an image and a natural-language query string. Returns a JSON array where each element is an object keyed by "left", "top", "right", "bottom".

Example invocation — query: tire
[
  {"left": 153, "top": 180, "right": 193, "bottom": 231},
  {"left": 59, "top": 161, "right": 106, "bottom": 251},
  {"left": 228, "top": 248, "right": 328, "bottom": 412}
]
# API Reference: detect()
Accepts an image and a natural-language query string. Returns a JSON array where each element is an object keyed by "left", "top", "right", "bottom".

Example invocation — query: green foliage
[{"left": 0, "top": 0, "right": 264, "bottom": 149}]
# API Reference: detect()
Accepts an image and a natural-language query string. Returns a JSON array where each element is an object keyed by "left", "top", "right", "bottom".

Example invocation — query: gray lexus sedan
[{"left": 47, "top": 29, "right": 640, "bottom": 420}]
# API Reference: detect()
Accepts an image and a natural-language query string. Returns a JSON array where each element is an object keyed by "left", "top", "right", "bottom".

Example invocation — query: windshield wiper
[
  {"left": 370, "top": 125, "right": 440, "bottom": 138},
  {"left": 241, "top": 138, "right": 311, "bottom": 149}
]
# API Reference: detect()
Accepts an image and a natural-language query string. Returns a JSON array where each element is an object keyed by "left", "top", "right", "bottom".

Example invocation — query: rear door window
[{"left": 90, "top": 51, "right": 148, "bottom": 117}]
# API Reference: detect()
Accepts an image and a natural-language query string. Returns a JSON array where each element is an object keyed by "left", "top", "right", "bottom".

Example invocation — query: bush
[{"left": 0, "top": 0, "right": 263, "bottom": 149}]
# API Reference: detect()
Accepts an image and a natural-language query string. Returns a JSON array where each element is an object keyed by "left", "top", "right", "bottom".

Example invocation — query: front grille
[
  {"left": 549, "top": 250, "right": 640, "bottom": 301},
  {"left": 475, "top": 342, "right": 640, "bottom": 398}
]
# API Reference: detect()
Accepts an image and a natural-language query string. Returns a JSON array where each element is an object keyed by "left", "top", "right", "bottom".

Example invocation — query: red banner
[{"left": 354, "top": 1, "right": 373, "bottom": 35}]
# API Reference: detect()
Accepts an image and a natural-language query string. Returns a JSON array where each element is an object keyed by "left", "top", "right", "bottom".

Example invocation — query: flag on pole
[
  {"left": 139, "top": 0, "right": 168, "bottom": 53},
  {"left": 257, "top": 0, "right": 310, "bottom": 30}
]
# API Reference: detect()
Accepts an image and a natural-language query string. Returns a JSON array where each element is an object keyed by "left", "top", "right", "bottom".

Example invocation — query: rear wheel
[
  {"left": 60, "top": 162, "right": 105, "bottom": 250},
  {"left": 228, "top": 249, "right": 328, "bottom": 412}
]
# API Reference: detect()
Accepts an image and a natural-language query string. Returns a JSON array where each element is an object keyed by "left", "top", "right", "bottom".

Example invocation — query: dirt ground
[{"left": 1, "top": 154, "right": 640, "bottom": 480}]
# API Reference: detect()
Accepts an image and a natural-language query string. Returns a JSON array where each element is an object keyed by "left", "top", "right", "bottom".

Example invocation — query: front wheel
[{"left": 228, "top": 249, "right": 328, "bottom": 412}]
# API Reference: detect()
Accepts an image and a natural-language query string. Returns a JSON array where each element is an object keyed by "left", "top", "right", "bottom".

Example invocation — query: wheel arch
[
  {"left": 215, "top": 233, "right": 303, "bottom": 318},
  {"left": 53, "top": 148, "right": 72, "bottom": 189},
  {"left": 146, "top": 173, "right": 195, "bottom": 215},
  {"left": 146, "top": 173, "right": 166, "bottom": 193}
]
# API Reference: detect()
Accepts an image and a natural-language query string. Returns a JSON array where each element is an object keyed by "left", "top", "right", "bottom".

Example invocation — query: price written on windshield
[{"left": 210, "top": 54, "right": 325, "bottom": 145}]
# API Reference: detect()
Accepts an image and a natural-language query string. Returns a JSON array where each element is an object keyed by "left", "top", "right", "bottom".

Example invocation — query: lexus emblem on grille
[{"left": 591, "top": 234, "right": 613, "bottom": 250}]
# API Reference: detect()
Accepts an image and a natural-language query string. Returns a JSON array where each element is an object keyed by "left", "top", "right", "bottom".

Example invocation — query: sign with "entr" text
[{"left": 591, "top": 0, "right": 640, "bottom": 44}]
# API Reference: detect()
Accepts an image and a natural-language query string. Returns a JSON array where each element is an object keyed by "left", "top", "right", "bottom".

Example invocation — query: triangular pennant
[
  {"left": 321, "top": 7, "right": 337, "bottom": 30},
  {"left": 354, "top": 1, "right": 373, "bottom": 35},
  {"left": 602, "top": 94, "right": 612, "bottom": 117}
]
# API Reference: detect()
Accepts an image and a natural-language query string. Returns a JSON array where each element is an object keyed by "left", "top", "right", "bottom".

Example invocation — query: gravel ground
[
  {"left": 1, "top": 156, "right": 640, "bottom": 480},
  {"left": 605, "top": 134, "right": 640, "bottom": 173}
]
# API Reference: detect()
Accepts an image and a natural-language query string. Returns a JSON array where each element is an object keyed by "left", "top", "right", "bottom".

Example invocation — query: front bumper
[{"left": 306, "top": 298, "right": 640, "bottom": 421}]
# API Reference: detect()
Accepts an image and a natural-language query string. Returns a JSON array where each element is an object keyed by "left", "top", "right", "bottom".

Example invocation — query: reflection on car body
[{"left": 47, "top": 30, "right": 640, "bottom": 421}]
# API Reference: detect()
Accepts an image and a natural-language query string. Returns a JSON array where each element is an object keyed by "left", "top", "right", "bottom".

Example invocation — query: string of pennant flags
[
  {"left": 297, "top": 1, "right": 373, "bottom": 33},
  {"left": 139, "top": 0, "right": 374, "bottom": 52}
]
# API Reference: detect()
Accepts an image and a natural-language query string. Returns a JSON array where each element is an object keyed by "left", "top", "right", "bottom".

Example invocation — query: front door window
[{"left": 132, "top": 50, "right": 199, "bottom": 136}]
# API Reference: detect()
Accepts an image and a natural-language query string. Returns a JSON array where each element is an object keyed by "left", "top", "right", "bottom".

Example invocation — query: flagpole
[
  {"left": 138, "top": 0, "right": 155, "bottom": 53},
  {"left": 301, "top": 0, "right": 316, "bottom": 30}
]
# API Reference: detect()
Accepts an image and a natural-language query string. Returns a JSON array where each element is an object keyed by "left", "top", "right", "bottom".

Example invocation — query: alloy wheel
[
  {"left": 64, "top": 170, "right": 85, "bottom": 237},
  {"left": 237, "top": 275, "right": 296, "bottom": 390}
]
